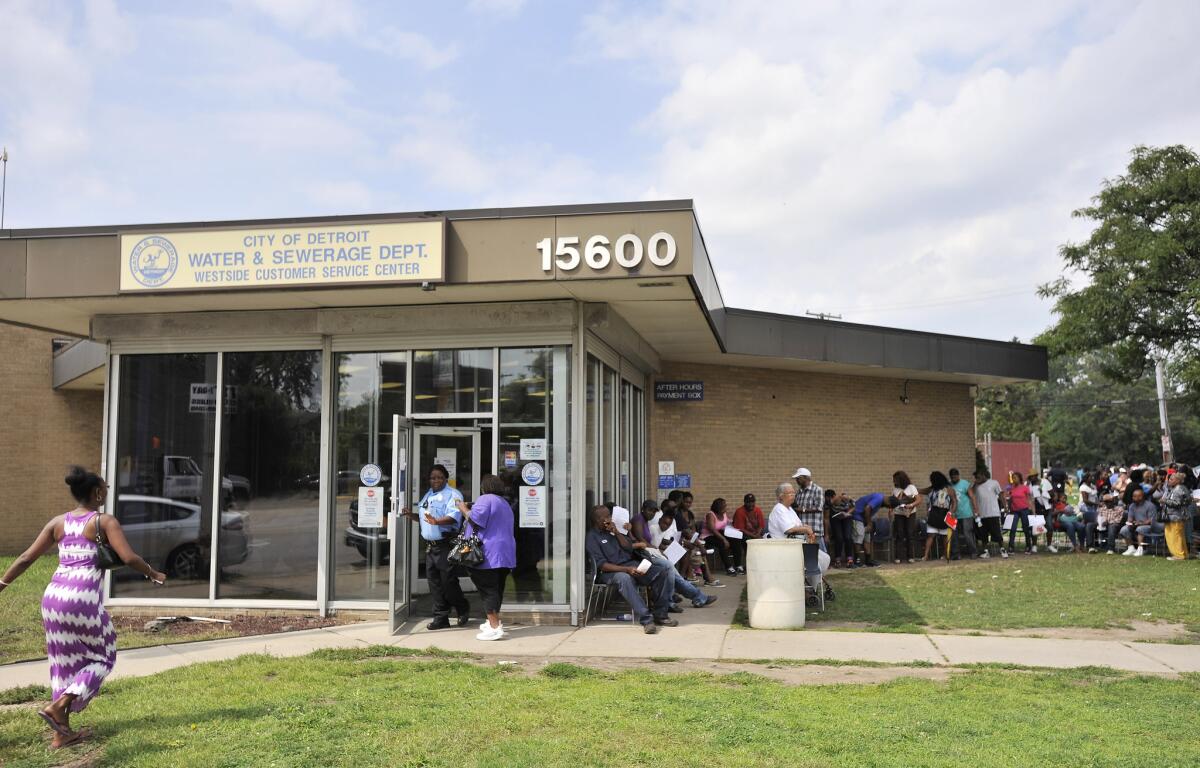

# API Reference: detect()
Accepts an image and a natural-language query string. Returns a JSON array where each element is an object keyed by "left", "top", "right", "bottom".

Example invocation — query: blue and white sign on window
[{"left": 521, "top": 461, "right": 545, "bottom": 486}]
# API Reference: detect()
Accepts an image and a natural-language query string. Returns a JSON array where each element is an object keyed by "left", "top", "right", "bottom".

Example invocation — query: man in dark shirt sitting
[{"left": 586, "top": 505, "right": 678, "bottom": 634}]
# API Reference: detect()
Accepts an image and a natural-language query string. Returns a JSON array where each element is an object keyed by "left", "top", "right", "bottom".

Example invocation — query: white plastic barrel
[{"left": 746, "top": 539, "right": 806, "bottom": 629}]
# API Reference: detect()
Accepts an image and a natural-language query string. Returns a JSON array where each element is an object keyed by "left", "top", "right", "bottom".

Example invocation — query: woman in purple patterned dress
[{"left": 0, "top": 467, "right": 166, "bottom": 749}]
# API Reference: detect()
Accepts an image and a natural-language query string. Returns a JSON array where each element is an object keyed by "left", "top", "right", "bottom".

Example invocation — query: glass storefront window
[
  {"left": 217, "top": 351, "right": 323, "bottom": 600},
  {"left": 112, "top": 353, "right": 218, "bottom": 598},
  {"left": 585, "top": 357, "right": 598, "bottom": 513},
  {"left": 412, "top": 349, "right": 493, "bottom": 413},
  {"left": 331, "top": 352, "right": 406, "bottom": 602},
  {"left": 498, "top": 347, "right": 571, "bottom": 604}
]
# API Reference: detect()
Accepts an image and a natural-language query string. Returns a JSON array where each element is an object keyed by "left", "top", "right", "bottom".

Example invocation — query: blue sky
[{"left": 3, "top": 0, "right": 1199, "bottom": 342}]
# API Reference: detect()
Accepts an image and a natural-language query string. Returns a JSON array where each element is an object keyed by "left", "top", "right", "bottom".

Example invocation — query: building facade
[{"left": 0, "top": 200, "right": 1045, "bottom": 627}]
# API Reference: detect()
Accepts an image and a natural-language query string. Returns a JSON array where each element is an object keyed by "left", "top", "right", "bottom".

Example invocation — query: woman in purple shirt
[{"left": 456, "top": 474, "right": 516, "bottom": 641}]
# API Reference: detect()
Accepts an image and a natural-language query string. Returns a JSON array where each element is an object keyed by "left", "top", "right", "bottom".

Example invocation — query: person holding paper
[
  {"left": 702, "top": 498, "right": 738, "bottom": 576},
  {"left": 632, "top": 501, "right": 718, "bottom": 609},
  {"left": 585, "top": 506, "right": 677, "bottom": 633},
  {"left": 886, "top": 471, "right": 921, "bottom": 563},
  {"left": 662, "top": 498, "right": 720, "bottom": 587}
]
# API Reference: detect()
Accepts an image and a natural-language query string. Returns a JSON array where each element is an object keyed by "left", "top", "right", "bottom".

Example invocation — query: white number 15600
[{"left": 537, "top": 232, "right": 677, "bottom": 272}]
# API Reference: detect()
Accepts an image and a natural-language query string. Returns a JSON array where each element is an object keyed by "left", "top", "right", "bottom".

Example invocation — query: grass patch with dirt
[{"left": 0, "top": 653, "right": 1197, "bottom": 766}]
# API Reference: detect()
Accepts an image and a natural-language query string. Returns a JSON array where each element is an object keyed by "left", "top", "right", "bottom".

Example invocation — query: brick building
[
  {"left": 0, "top": 324, "right": 103, "bottom": 552},
  {"left": 0, "top": 200, "right": 1044, "bottom": 625}
]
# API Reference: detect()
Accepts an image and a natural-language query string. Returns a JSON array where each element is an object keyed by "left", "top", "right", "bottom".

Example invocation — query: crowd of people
[{"left": 586, "top": 462, "right": 1200, "bottom": 631}]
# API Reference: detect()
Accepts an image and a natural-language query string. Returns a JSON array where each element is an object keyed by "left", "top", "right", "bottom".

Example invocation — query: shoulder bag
[
  {"left": 447, "top": 515, "right": 486, "bottom": 568},
  {"left": 93, "top": 514, "right": 125, "bottom": 570}
]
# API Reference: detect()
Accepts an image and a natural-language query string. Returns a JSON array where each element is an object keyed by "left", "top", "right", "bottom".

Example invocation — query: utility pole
[
  {"left": 1155, "top": 358, "right": 1174, "bottom": 463},
  {"left": 1, "top": 147, "right": 8, "bottom": 230}
]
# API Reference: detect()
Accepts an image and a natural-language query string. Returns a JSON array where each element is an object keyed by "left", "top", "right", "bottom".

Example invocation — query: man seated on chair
[
  {"left": 585, "top": 505, "right": 678, "bottom": 634},
  {"left": 631, "top": 500, "right": 719, "bottom": 609},
  {"left": 1119, "top": 487, "right": 1161, "bottom": 557},
  {"left": 1096, "top": 492, "right": 1127, "bottom": 554}
]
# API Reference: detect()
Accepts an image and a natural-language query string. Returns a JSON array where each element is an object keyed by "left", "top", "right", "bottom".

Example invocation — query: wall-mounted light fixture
[{"left": 900, "top": 379, "right": 911, "bottom": 405}]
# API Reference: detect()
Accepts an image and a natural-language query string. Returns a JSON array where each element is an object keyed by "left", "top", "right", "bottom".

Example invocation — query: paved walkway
[{"left": 4, "top": 585, "right": 1199, "bottom": 691}]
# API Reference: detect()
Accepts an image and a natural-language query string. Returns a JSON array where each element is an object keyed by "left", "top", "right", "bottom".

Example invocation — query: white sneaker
[
  {"left": 1122, "top": 545, "right": 1136, "bottom": 556},
  {"left": 1106, "top": 549, "right": 1115, "bottom": 555},
  {"left": 480, "top": 621, "right": 503, "bottom": 632},
  {"left": 1167, "top": 556, "right": 1184, "bottom": 561},
  {"left": 1000, "top": 550, "right": 1009, "bottom": 559},
  {"left": 1031, "top": 545, "right": 1038, "bottom": 554},
  {"left": 1048, "top": 545, "right": 1059, "bottom": 554},
  {"left": 475, "top": 625, "right": 504, "bottom": 641},
  {"left": 979, "top": 550, "right": 990, "bottom": 559},
  {"left": 1133, "top": 547, "right": 1144, "bottom": 557}
]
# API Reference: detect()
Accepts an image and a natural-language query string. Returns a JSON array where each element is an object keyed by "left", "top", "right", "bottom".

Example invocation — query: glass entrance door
[
  {"left": 411, "top": 426, "right": 481, "bottom": 597},
  {"left": 389, "top": 415, "right": 413, "bottom": 633}
]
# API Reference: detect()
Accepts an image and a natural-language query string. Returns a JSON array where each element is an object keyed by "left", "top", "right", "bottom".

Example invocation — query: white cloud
[
  {"left": 590, "top": 0, "right": 1200, "bottom": 341},
  {"left": 235, "top": 0, "right": 458, "bottom": 69},
  {"left": 467, "top": 0, "right": 528, "bottom": 16}
]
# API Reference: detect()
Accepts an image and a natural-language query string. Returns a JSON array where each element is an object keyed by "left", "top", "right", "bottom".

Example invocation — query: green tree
[
  {"left": 1038, "top": 145, "right": 1200, "bottom": 392},
  {"left": 977, "top": 352, "right": 1200, "bottom": 467}
]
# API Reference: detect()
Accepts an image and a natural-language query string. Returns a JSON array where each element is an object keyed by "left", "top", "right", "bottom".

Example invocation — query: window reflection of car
[
  {"left": 116, "top": 494, "right": 250, "bottom": 580},
  {"left": 344, "top": 491, "right": 391, "bottom": 565},
  {"left": 161, "top": 455, "right": 238, "bottom": 507}
]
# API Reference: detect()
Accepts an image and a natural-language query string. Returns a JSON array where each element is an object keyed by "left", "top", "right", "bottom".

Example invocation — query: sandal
[
  {"left": 51, "top": 726, "right": 92, "bottom": 750},
  {"left": 38, "top": 709, "right": 70, "bottom": 736}
]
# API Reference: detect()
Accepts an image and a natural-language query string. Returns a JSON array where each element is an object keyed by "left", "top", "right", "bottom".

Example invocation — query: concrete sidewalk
[{"left": 4, "top": 587, "right": 1199, "bottom": 691}]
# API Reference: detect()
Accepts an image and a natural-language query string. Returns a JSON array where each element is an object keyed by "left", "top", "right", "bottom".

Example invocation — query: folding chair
[
  {"left": 583, "top": 555, "right": 614, "bottom": 625},
  {"left": 802, "top": 542, "right": 825, "bottom": 612}
]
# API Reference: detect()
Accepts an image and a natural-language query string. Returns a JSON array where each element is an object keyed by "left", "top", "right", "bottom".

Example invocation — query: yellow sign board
[{"left": 119, "top": 219, "right": 444, "bottom": 292}]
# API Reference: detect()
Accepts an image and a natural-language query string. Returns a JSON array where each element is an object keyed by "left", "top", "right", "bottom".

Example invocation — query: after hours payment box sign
[
  {"left": 119, "top": 220, "right": 445, "bottom": 292},
  {"left": 654, "top": 381, "right": 703, "bottom": 402}
]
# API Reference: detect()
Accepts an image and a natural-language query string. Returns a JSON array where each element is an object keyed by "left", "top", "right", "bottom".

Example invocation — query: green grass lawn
[
  {"left": 1, "top": 649, "right": 1197, "bottom": 767},
  {"left": 813, "top": 553, "right": 1200, "bottom": 634},
  {"left": 0, "top": 557, "right": 238, "bottom": 665}
]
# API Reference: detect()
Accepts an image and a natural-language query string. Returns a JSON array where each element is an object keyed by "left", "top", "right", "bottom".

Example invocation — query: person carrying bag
[{"left": 454, "top": 475, "right": 516, "bottom": 641}]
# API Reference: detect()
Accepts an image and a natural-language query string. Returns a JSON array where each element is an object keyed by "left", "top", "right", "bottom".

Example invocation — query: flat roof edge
[
  {"left": 718, "top": 307, "right": 1048, "bottom": 382},
  {"left": 0, "top": 199, "right": 696, "bottom": 239}
]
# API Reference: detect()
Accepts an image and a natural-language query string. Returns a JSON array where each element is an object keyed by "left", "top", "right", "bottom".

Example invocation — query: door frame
[
  {"left": 389, "top": 415, "right": 414, "bottom": 633},
  {"left": 410, "top": 425, "right": 482, "bottom": 597}
]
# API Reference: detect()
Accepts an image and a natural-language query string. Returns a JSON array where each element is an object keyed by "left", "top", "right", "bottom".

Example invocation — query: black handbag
[
  {"left": 94, "top": 516, "right": 125, "bottom": 570},
  {"left": 447, "top": 517, "right": 486, "bottom": 568}
]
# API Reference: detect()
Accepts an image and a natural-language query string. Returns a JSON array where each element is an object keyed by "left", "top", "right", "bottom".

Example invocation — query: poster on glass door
[{"left": 519, "top": 485, "right": 546, "bottom": 528}]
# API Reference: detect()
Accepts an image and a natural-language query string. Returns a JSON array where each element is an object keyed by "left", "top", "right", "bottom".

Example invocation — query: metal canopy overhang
[{"left": 0, "top": 199, "right": 1047, "bottom": 386}]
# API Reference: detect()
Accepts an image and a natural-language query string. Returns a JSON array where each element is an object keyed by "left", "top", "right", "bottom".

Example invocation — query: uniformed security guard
[{"left": 401, "top": 464, "right": 469, "bottom": 629}]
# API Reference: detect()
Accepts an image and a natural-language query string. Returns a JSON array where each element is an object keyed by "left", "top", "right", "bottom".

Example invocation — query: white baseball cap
[{"left": 791, "top": 467, "right": 812, "bottom": 478}]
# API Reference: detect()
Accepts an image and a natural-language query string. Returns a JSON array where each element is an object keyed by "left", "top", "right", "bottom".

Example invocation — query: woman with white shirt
[
  {"left": 768, "top": 482, "right": 814, "bottom": 541},
  {"left": 889, "top": 471, "right": 920, "bottom": 564}
]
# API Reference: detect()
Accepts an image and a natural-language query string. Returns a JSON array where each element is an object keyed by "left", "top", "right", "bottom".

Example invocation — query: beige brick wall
[
  {"left": 648, "top": 361, "right": 976, "bottom": 508},
  {"left": 0, "top": 324, "right": 104, "bottom": 554}
]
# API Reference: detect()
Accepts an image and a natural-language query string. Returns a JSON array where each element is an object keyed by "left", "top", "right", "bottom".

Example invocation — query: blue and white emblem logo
[
  {"left": 359, "top": 463, "right": 383, "bottom": 487},
  {"left": 521, "top": 461, "right": 544, "bottom": 486},
  {"left": 129, "top": 235, "right": 179, "bottom": 288}
]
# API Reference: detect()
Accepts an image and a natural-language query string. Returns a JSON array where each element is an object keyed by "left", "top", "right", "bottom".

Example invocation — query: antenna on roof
[
  {"left": 805, "top": 310, "right": 842, "bottom": 321},
  {"left": 1, "top": 147, "right": 8, "bottom": 230}
]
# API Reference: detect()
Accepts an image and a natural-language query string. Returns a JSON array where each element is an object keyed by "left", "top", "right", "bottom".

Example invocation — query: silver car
[{"left": 116, "top": 494, "right": 250, "bottom": 579}]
